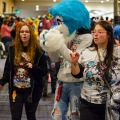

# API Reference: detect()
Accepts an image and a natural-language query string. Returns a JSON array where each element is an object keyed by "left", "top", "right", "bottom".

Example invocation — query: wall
[
  {"left": 16, "top": 10, "right": 47, "bottom": 19},
  {"left": 0, "top": 0, "right": 14, "bottom": 15}
]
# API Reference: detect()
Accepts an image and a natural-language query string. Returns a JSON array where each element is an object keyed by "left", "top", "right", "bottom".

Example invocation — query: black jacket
[{"left": 0, "top": 46, "right": 48, "bottom": 102}]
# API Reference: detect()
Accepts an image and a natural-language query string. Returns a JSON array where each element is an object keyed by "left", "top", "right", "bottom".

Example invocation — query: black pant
[
  {"left": 9, "top": 90, "right": 40, "bottom": 120},
  {"left": 80, "top": 98, "right": 106, "bottom": 120}
]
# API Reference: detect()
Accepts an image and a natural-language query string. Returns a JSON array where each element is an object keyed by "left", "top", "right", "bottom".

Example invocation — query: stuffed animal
[
  {"left": 40, "top": 0, "right": 90, "bottom": 53},
  {"left": 39, "top": 1, "right": 92, "bottom": 119},
  {"left": 27, "top": 17, "right": 39, "bottom": 36}
]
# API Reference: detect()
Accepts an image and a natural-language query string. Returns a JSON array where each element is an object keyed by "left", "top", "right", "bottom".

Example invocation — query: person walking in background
[
  {"left": 42, "top": 52, "right": 60, "bottom": 97},
  {"left": 8, "top": 16, "right": 16, "bottom": 41},
  {"left": 0, "top": 15, "right": 4, "bottom": 32},
  {"left": 0, "top": 23, "right": 48, "bottom": 120},
  {"left": 113, "top": 25, "right": 120, "bottom": 46},
  {"left": 1, "top": 18, "right": 15, "bottom": 53},
  {"left": 70, "top": 21, "right": 120, "bottom": 120},
  {"left": 15, "top": 17, "right": 22, "bottom": 30},
  {"left": 90, "top": 17, "right": 96, "bottom": 31}
]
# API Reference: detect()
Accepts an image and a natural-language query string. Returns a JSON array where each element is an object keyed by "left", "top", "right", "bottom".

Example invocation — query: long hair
[
  {"left": 11, "top": 23, "right": 42, "bottom": 65},
  {"left": 90, "top": 21, "right": 115, "bottom": 82}
]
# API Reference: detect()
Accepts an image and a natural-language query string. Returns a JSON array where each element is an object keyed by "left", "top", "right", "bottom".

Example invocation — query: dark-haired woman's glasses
[{"left": 91, "top": 30, "right": 107, "bottom": 35}]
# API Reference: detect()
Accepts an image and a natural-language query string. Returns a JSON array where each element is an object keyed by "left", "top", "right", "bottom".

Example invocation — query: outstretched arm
[
  {"left": 70, "top": 52, "right": 80, "bottom": 75},
  {"left": 70, "top": 52, "right": 84, "bottom": 79}
]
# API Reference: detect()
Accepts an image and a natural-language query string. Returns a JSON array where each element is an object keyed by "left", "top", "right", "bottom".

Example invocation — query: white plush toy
[
  {"left": 40, "top": 0, "right": 91, "bottom": 53},
  {"left": 39, "top": 1, "right": 93, "bottom": 119}
]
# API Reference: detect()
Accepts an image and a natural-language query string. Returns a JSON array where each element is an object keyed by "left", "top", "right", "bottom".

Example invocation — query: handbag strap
[{"left": 96, "top": 49, "right": 113, "bottom": 94}]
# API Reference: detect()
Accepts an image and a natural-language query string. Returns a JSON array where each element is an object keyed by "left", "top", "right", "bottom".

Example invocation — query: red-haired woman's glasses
[{"left": 20, "top": 30, "right": 30, "bottom": 33}]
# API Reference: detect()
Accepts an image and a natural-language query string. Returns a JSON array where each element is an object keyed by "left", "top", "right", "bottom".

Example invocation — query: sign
[{"left": 15, "top": 10, "right": 20, "bottom": 14}]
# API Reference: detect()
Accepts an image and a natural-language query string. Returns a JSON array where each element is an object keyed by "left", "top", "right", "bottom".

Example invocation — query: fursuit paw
[{"left": 39, "top": 29, "right": 64, "bottom": 52}]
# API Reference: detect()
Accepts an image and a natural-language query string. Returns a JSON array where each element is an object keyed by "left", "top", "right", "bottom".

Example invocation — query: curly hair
[{"left": 11, "top": 23, "right": 42, "bottom": 65}]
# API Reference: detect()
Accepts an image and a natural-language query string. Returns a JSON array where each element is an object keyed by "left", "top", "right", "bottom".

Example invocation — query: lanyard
[{"left": 96, "top": 49, "right": 113, "bottom": 94}]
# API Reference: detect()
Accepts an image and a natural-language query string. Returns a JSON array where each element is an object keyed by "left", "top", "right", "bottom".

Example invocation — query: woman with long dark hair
[{"left": 70, "top": 21, "right": 120, "bottom": 120}]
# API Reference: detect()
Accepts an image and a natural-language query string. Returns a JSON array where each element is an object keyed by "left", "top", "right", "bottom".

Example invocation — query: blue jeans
[{"left": 51, "top": 80, "right": 83, "bottom": 120}]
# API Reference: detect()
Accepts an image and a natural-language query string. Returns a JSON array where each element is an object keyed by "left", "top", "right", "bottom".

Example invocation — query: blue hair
[
  {"left": 113, "top": 25, "right": 120, "bottom": 39},
  {"left": 49, "top": 0, "right": 90, "bottom": 35}
]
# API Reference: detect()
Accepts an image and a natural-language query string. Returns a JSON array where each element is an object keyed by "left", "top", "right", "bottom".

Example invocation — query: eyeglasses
[
  {"left": 20, "top": 30, "right": 30, "bottom": 33},
  {"left": 91, "top": 30, "right": 107, "bottom": 35}
]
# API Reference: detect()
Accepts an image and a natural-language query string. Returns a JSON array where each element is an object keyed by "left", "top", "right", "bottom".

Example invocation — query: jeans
[{"left": 51, "top": 80, "right": 83, "bottom": 120}]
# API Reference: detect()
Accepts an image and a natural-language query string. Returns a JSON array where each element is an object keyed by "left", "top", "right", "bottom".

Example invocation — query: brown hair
[
  {"left": 3, "top": 19, "right": 9, "bottom": 25},
  {"left": 11, "top": 23, "right": 42, "bottom": 65}
]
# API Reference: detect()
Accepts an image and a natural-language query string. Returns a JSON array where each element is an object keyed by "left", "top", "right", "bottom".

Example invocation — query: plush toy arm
[
  {"left": 46, "top": 43, "right": 72, "bottom": 63},
  {"left": 56, "top": 34, "right": 93, "bottom": 63},
  {"left": 40, "top": 28, "right": 64, "bottom": 53},
  {"left": 58, "top": 43, "right": 72, "bottom": 63}
]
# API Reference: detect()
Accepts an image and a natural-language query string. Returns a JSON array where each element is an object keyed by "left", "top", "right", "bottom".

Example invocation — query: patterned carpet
[{"left": 0, "top": 58, "right": 54, "bottom": 120}]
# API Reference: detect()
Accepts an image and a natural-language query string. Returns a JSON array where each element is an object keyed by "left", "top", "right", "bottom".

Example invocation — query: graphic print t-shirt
[
  {"left": 80, "top": 46, "right": 120, "bottom": 104},
  {"left": 13, "top": 52, "right": 31, "bottom": 89}
]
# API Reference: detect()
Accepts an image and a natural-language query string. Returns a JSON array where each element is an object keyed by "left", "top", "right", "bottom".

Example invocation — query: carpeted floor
[{"left": 0, "top": 58, "right": 54, "bottom": 120}]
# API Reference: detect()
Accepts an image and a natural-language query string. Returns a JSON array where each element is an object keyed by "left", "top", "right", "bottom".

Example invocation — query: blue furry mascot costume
[{"left": 40, "top": 0, "right": 93, "bottom": 119}]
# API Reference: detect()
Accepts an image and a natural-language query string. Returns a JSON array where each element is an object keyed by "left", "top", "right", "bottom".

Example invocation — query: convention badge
[{"left": 63, "top": 61, "right": 71, "bottom": 74}]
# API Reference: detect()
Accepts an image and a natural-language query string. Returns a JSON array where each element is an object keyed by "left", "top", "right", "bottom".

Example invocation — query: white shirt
[{"left": 79, "top": 45, "right": 120, "bottom": 104}]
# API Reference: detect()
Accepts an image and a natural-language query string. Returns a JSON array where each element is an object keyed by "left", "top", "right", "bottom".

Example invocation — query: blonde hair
[{"left": 11, "top": 23, "right": 42, "bottom": 65}]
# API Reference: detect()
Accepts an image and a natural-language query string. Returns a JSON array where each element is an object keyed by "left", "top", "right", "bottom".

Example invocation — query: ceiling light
[
  {"left": 36, "top": 9, "right": 39, "bottom": 11},
  {"left": 21, "top": 0, "right": 25, "bottom": 1},
  {"left": 36, "top": 7, "right": 39, "bottom": 11},
  {"left": 53, "top": 0, "right": 56, "bottom": 2},
  {"left": 85, "top": 0, "right": 88, "bottom": 3},
  {"left": 106, "top": 0, "right": 109, "bottom": 1},
  {"left": 36, "top": 5, "right": 39, "bottom": 11},
  {"left": 36, "top": 5, "right": 39, "bottom": 8},
  {"left": 101, "top": 1, "right": 104, "bottom": 3}
]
